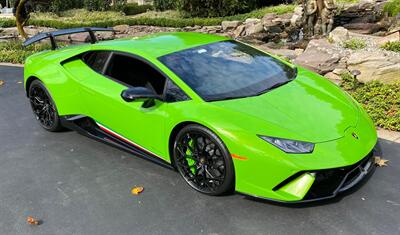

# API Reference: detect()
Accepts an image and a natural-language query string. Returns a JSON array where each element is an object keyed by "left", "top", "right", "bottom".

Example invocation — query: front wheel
[
  {"left": 29, "top": 80, "right": 63, "bottom": 132},
  {"left": 173, "top": 124, "right": 235, "bottom": 195}
]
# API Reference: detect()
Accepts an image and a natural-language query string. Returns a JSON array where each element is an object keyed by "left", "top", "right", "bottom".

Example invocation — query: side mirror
[{"left": 121, "top": 87, "right": 160, "bottom": 102}]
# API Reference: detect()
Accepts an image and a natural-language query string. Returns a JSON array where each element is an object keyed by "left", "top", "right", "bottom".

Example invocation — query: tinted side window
[
  {"left": 83, "top": 51, "right": 110, "bottom": 73},
  {"left": 165, "top": 79, "right": 190, "bottom": 103},
  {"left": 105, "top": 54, "right": 166, "bottom": 95}
]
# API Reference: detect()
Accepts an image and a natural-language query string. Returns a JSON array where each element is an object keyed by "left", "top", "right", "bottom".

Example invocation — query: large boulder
[
  {"left": 375, "top": 31, "right": 400, "bottom": 46},
  {"left": 290, "top": 6, "right": 304, "bottom": 27},
  {"left": 347, "top": 51, "right": 400, "bottom": 83},
  {"left": 244, "top": 18, "right": 264, "bottom": 36},
  {"left": 294, "top": 38, "right": 346, "bottom": 74},
  {"left": 233, "top": 24, "right": 246, "bottom": 37},
  {"left": 329, "top": 27, "right": 350, "bottom": 43},
  {"left": 262, "top": 13, "right": 278, "bottom": 27},
  {"left": 256, "top": 44, "right": 298, "bottom": 61},
  {"left": 113, "top": 24, "right": 130, "bottom": 34},
  {"left": 0, "top": 27, "right": 18, "bottom": 37},
  {"left": 221, "top": 20, "right": 241, "bottom": 31}
]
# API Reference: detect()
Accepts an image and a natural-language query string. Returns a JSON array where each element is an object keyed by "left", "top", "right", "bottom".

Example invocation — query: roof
[{"left": 93, "top": 32, "right": 230, "bottom": 59}]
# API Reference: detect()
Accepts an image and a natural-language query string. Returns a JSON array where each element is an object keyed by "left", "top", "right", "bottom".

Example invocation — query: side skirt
[{"left": 60, "top": 115, "right": 174, "bottom": 170}]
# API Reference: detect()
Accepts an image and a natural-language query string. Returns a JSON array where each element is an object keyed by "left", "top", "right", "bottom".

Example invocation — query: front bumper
[
  {"left": 302, "top": 150, "right": 376, "bottom": 202},
  {"left": 239, "top": 143, "right": 379, "bottom": 203}
]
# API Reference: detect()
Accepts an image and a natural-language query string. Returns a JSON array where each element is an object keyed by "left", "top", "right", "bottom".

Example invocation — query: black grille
[{"left": 303, "top": 151, "right": 375, "bottom": 200}]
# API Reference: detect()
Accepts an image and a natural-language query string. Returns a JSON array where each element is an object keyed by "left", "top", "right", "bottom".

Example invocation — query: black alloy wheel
[
  {"left": 29, "top": 80, "right": 62, "bottom": 132},
  {"left": 173, "top": 124, "right": 235, "bottom": 195}
]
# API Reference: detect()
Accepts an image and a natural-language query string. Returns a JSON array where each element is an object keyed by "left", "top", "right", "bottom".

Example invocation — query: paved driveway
[{"left": 0, "top": 65, "right": 399, "bottom": 235}]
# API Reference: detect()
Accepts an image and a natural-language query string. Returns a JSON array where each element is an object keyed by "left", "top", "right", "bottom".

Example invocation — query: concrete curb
[
  {"left": 0, "top": 63, "right": 24, "bottom": 67},
  {"left": 378, "top": 128, "right": 400, "bottom": 143}
]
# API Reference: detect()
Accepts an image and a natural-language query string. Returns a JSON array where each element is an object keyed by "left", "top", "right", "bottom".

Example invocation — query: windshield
[{"left": 158, "top": 40, "right": 297, "bottom": 101}]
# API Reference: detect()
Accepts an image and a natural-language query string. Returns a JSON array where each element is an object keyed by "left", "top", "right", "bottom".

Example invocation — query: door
[{"left": 78, "top": 51, "right": 169, "bottom": 159}]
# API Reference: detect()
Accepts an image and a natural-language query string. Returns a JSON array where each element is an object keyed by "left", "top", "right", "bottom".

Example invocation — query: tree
[
  {"left": 14, "top": 0, "right": 29, "bottom": 39},
  {"left": 13, "top": 0, "right": 49, "bottom": 39}
]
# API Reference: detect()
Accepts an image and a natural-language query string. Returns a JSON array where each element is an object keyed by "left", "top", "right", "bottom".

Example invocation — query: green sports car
[{"left": 23, "top": 28, "right": 378, "bottom": 203}]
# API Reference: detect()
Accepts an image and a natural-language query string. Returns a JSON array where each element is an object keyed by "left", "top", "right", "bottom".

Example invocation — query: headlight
[{"left": 258, "top": 135, "right": 314, "bottom": 153}]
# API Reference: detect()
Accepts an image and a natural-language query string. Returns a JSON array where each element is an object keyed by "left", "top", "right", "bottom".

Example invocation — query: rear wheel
[
  {"left": 29, "top": 80, "right": 63, "bottom": 132},
  {"left": 173, "top": 124, "right": 235, "bottom": 195}
]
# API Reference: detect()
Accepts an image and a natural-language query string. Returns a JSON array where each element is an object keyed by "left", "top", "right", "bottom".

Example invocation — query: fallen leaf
[
  {"left": 0, "top": 80, "right": 4, "bottom": 87},
  {"left": 27, "top": 216, "right": 40, "bottom": 225},
  {"left": 374, "top": 156, "right": 389, "bottom": 167},
  {"left": 131, "top": 186, "right": 144, "bottom": 195},
  {"left": 17, "top": 81, "right": 22, "bottom": 84}
]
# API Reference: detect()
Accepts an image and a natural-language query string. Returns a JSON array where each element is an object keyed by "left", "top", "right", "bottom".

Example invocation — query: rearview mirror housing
[{"left": 121, "top": 87, "right": 160, "bottom": 102}]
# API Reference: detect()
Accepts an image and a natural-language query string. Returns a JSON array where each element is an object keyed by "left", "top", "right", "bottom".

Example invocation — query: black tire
[
  {"left": 173, "top": 124, "right": 235, "bottom": 196},
  {"left": 28, "top": 80, "right": 63, "bottom": 132}
]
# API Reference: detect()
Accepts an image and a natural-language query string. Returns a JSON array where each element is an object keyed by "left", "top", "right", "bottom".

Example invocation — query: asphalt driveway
[{"left": 0, "top": 65, "right": 399, "bottom": 235}]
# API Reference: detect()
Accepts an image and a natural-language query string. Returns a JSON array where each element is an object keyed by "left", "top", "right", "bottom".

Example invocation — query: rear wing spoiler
[{"left": 23, "top": 27, "right": 114, "bottom": 50}]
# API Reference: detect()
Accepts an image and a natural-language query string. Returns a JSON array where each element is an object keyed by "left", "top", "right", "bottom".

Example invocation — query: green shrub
[
  {"left": 154, "top": 0, "right": 177, "bottom": 11},
  {"left": 177, "top": 0, "right": 261, "bottom": 17},
  {"left": 84, "top": 0, "right": 111, "bottom": 11},
  {"left": 383, "top": 0, "right": 400, "bottom": 17},
  {"left": 381, "top": 41, "right": 400, "bottom": 53},
  {"left": 0, "top": 18, "right": 15, "bottom": 28},
  {"left": 342, "top": 38, "right": 367, "bottom": 50},
  {"left": 0, "top": 3, "right": 295, "bottom": 28},
  {"left": 341, "top": 73, "right": 400, "bottom": 131},
  {"left": 49, "top": 0, "right": 84, "bottom": 13},
  {"left": 118, "top": 3, "right": 153, "bottom": 16},
  {"left": 224, "top": 4, "right": 296, "bottom": 20},
  {"left": 0, "top": 40, "right": 52, "bottom": 64},
  {"left": 0, "top": 15, "right": 221, "bottom": 29}
]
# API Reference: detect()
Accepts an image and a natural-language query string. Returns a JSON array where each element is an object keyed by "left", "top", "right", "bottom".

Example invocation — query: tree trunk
[{"left": 16, "top": 0, "right": 28, "bottom": 39}]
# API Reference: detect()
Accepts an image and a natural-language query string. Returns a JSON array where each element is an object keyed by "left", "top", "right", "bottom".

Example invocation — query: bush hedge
[
  {"left": 0, "top": 4, "right": 295, "bottom": 28},
  {"left": 154, "top": 0, "right": 177, "bottom": 11},
  {"left": 177, "top": 0, "right": 262, "bottom": 17},
  {"left": 84, "top": 0, "right": 111, "bottom": 11},
  {"left": 0, "top": 17, "right": 222, "bottom": 29},
  {"left": 341, "top": 73, "right": 400, "bottom": 131},
  {"left": 0, "top": 40, "right": 52, "bottom": 64},
  {"left": 383, "top": 0, "right": 400, "bottom": 17},
  {"left": 118, "top": 3, "right": 153, "bottom": 16},
  {"left": 48, "top": 0, "right": 83, "bottom": 13}
]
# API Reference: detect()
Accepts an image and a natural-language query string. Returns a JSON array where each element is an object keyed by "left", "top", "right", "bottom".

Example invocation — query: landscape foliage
[
  {"left": 0, "top": 40, "right": 51, "bottom": 64},
  {"left": 383, "top": 0, "right": 400, "bottom": 17},
  {"left": 381, "top": 41, "right": 400, "bottom": 53},
  {"left": 342, "top": 38, "right": 367, "bottom": 50},
  {"left": 341, "top": 73, "right": 400, "bottom": 131},
  {"left": 0, "top": 4, "right": 295, "bottom": 28}
]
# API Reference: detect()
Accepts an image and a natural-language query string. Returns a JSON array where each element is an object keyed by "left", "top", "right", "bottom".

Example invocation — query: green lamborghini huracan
[{"left": 23, "top": 28, "right": 378, "bottom": 203}]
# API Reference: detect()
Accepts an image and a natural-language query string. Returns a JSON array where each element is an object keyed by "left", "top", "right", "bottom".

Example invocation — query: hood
[{"left": 211, "top": 68, "right": 359, "bottom": 143}]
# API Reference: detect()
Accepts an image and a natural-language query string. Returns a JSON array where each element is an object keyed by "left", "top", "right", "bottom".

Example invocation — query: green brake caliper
[{"left": 186, "top": 139, "right": 196, "bottom": 174}]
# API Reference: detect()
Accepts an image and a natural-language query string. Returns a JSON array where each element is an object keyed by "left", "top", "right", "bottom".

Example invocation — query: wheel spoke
[
  {"left": 174, "top": 130, "right": 227, "bottom": 193},
  {"left": 29, "top": 85, "right": 57, "bottom": 129}
]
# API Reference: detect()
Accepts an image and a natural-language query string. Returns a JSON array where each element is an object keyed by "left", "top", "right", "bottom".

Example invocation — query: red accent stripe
[
  {"left": 231, "top": 154, "right": 248, "bottom": 160},
  {"left": 97, "top": 124, "right": 160, "bottom": 158}
]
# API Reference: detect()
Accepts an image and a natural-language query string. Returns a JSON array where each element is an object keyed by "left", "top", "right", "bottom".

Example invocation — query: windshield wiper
[{"left": 256, "top": 79, "right": 293, "bottom": 96}]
